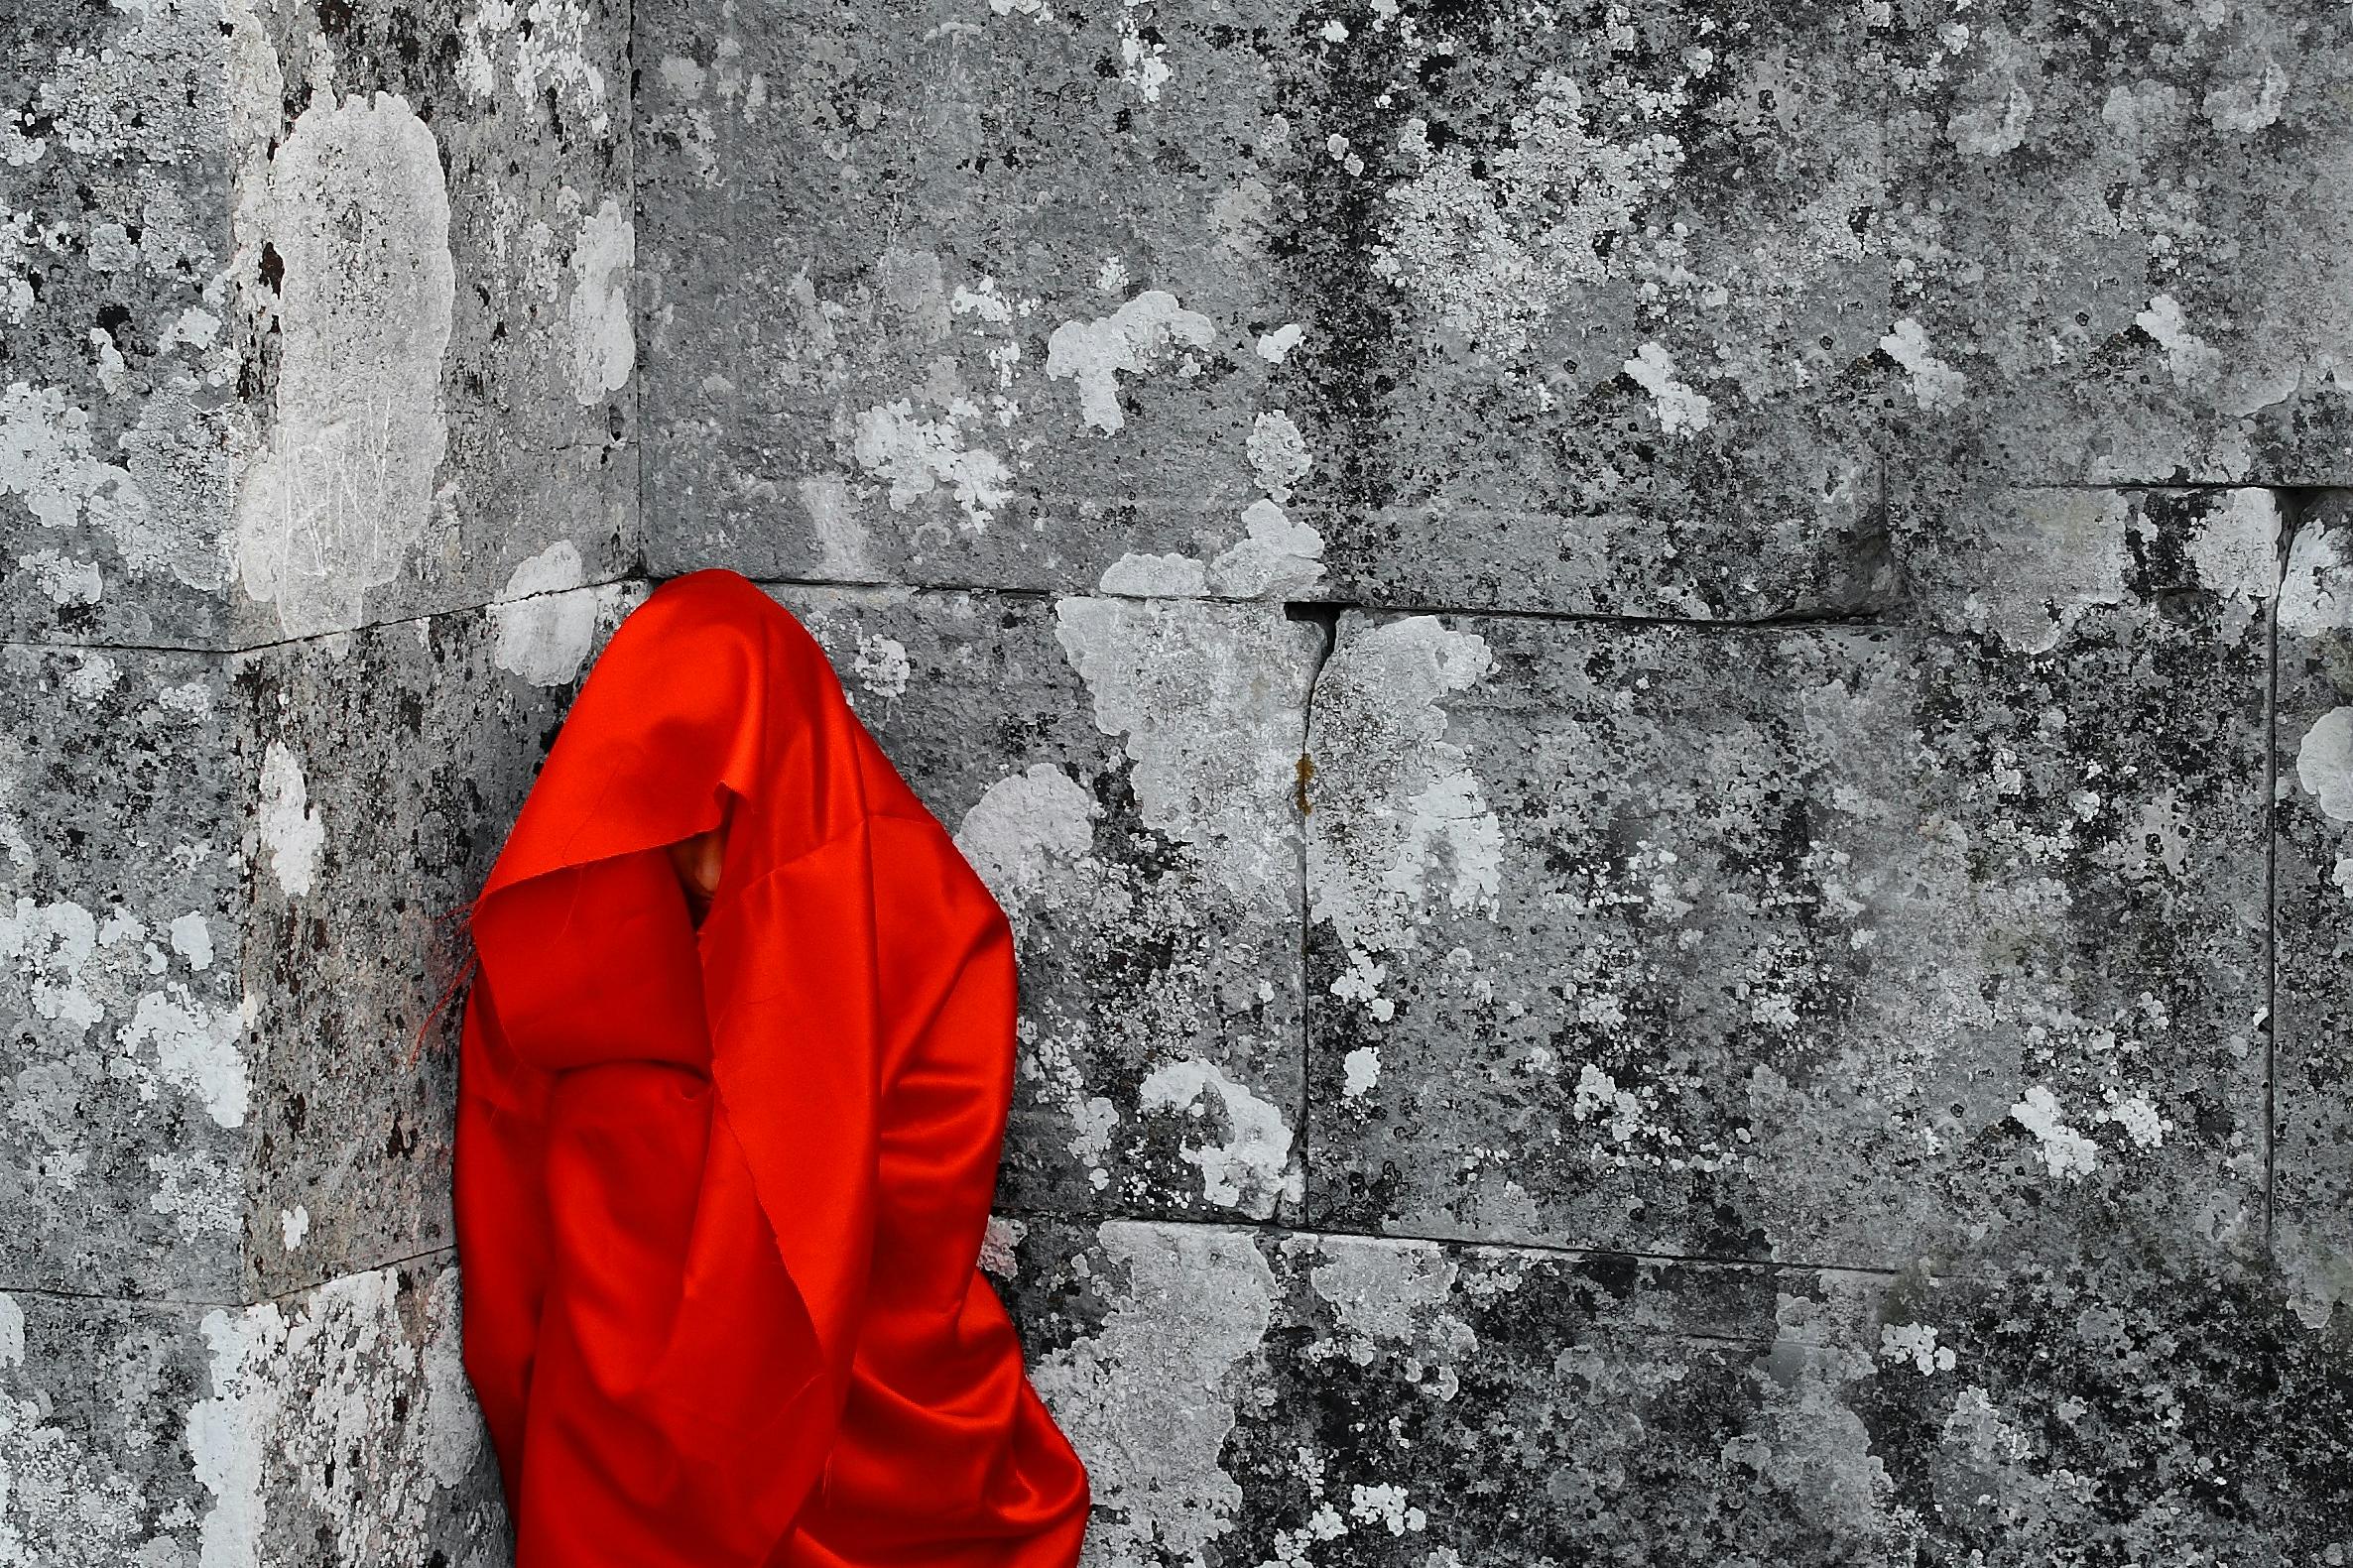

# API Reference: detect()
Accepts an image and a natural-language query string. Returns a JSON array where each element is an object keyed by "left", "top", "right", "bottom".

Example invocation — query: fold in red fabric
[{"left": 453, "top": 568, "right": 1091, "bottom": 1568}]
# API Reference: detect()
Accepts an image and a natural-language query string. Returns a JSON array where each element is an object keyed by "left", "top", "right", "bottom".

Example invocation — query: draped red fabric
[{"left": 452, "top": 567, "right": 1092, "bottom": 1568}]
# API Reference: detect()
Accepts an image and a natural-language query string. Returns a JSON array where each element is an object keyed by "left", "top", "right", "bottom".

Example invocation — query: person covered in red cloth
[{"left": 452, "top": 567, "right": 1092, "bottom": 1568}]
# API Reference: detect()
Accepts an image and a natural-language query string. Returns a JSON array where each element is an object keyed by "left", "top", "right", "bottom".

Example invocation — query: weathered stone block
[
  {"left": 237, "top": 582, "right": 644, "bottom": 1299},
  {"left": 1, "top": 584, "right": 635, "bottom": 1301},
  {"left": 768, "top": 584, "right": 1318, "bottom": 1223},
  {"left": 1303, "top": 488, "right": 2275, "bottom": 1269},
  {"left": 0, "top": 643, "right": 247, "bottom": 1298},
  {"left": 639, "top": 0, "right": 1316, "bottom": 598},
  {"left": 2275, "top": 490, "right": 2353, "bottom": 1328},
  {"left": 993, "top": 1215, "right": 2353, "bottom": 1564},
  {"left": 0, "top": 0, "right": 637, "bottom": 647},
  {"left": 0, "top": 1258, "right": 502, "bottom": 1566}
]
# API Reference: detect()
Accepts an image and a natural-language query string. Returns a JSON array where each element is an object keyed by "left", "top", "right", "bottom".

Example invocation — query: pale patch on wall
[
  {"left": 1954, "top": 489, "right": 2130, "bottom": 653},
  {"left": 1029, "top": 1223, "right": 1276, "bottom": 1566},
  {"left": 490, "top": 543, "right": 596, "bottom": 686},
  {"left": 187, "top": 1265, "right": 486, "bottom": 1568},
  {"left": 1044, "top": 291, "right": 1217, "bottom": 434},
  {"left": 1879, "top": 317, "right": 1969, "bottom": 412},
  {"left": 850, "top": 397, "right": 1013, "bottom": 531},
  {"left": 121, "top": 988, "right": 247, "bottom": 1129},
  {"left": 1306, "top": 617, "right": 1502, "bottom": 1022},
  {"left": 1621, "top": 342, "right": 1713, "bottom": 434},
  {"left": 565, "top": 196, "right": 634, "bottom": 404},
  {"left": 1, "top": 381, "right": 233, "bottom": 594},
  {"left": 233, "top": 93, "right": 455, "bottom": 638},
  {"left": 1372, "top": 71, "right": 1685, "bottom": 362},
  {"left": 1053, "top": 596, "right": 1315, "bottom": 903},
  {"left": 2281, "top": 519, "right": 2353, "bottom": 638},
  {"left": 258, "top": 741, "right": 323, "bottom": 899},
  {"left": 456, "top": 0, "right": 613, "bottom": 137},
  {"left": 2009, "top": 1084, "right": 2098, "bottom": 1180},
  {"left": 1137, "top": 1056, "right": 1300, "bottom": 1219},
  {"left": 953, "top": 764, "right": 1097, "bottom": 922}
]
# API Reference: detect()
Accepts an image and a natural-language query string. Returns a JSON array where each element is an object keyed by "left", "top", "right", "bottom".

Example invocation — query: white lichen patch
[
  {"left": 1053, "top": 597, "right": 1315, "bottom": 903},
  {"left": 2281, "top": 520, "right": 2353, "bottom": 638},
  {"left": 954, "top": 764, "right": 1099, "bottom": 910},
  {"left": 1879, "top": 1322, "right": 1957, "bottom": 1374},
  {"left": 1029, "top": 1223, "right": 1276, "bottom": 1567},
  {"left": 1306, "top": 617, "right": 1503, "bottom": 1020},
  {"left": 1878, "top": 317, "right": 1969, "bottom": 412},
  {"left": 1, "top": 380, "right": 234, "bottom": 595},
  {"left": 456, "top": 0, "right": 613, "bottom": 137},
  {"left": 258, "top": 741, "right": 324, "bottom": 899},
  {"left": 1137, "top": 1057, "right": 1300, "bottom": 1219},
  {"left": 1044, "top": 291, "right": 1217, "bottom": 434},
  {"left": 2296, "top": 707, "right": 2353, "bottom": 823},
  {"left": 850, "top": 395, "right": 1014, "bottom": 531},
  {"left": 848, "top": 634, "right": 910, "bottom": 704},
  {"left": 188, "top": 1264, "right": 486, "bottom": 1567},
  {"left": 233, "top": 93, "right": 455, "bottom": 637},
  {"left": 120, "top": 987, "right": 247, "bottom": 1129},
  {"left": 489, "top": 542, "right": 596, "bottom": 686},
  {"left": 1095, "top": 498, "right": 1326, "bottom": 602},
  {"left": 1621, "top": 342, "right": 1713, "bottom": 434},
  {"left": 1372, "top": 71, "right": 1685, "bottom": 362},
  {"left": 564, "top": 196, "right": 634, "bottom": 404},
  {"left": 2009, "top": 1084, "right": 2098, "bottom": 1180}
]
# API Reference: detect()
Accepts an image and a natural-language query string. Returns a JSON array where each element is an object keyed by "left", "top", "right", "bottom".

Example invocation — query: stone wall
[{"left": 7, "top": 0, "right": 2353, "bottom": 1563}]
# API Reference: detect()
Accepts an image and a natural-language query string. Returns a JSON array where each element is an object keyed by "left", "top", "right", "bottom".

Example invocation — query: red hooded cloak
[{"left": 453, "top": 568, "right": 1091, "bottom": 1568}]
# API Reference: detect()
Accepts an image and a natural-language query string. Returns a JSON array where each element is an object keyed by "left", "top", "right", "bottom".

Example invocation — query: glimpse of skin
[{"left": 667, "top": 825, "right": 725, "bottom": 925}]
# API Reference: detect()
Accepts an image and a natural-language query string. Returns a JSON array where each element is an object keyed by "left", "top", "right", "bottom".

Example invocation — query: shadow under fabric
[{"left": 454, "top": 569, "right": 1092, "bottom": 1568}]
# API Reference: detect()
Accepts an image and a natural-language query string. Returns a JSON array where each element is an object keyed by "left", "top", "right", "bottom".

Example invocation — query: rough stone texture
[
  {"left": 1, "top": 643, "right": 245, "bottom": 1300},
  {"left": 992, "top": 1214, "right": 2353, "bottom": 1565},
  {"left": 2, "top": 0, "right": 638, "bottom": 1556},
  {"left": 238, "top": 584, "right": 645, "bottom": 1299},
  {"left": 15, "top": 0, "right": 2353, "bottom": 1561},
  {"left": 0, "top": 1260, "right": 504, "bottom": 1567},
  {"left": 772, "top": 584, "right": 1318, "bottom": 1223},
  {"left": 2278, "top": 490, "right": 2353, "bottom": 1328},
  {"left": 1304, "top": 486, "right": 2275, "bottom": 1268},
  {"left": 0, "top": 0, "right": 637, "bottom": 648}
]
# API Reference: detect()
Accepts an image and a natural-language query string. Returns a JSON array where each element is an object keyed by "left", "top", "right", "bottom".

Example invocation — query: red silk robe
[{"left": 453, "top": 568, "right": 1091, "bottom": 1568}]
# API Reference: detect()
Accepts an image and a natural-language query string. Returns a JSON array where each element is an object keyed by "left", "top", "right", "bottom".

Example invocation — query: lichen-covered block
[
  {"left": 1, "top": 0, "right": 637, "bottom": 647},
  {"left": 639, "top": 0, "right": 1326, "bottom": 599},
  {"left": 634, "top": 0, "right": 1901, "bottom": 618},
  {"left": 1881, "top": 2, "right": 2353, "bottom": 489},
  {"left": 1304, "top": 487, "right": 2275, "bottom": 1269},
  {"left": 991, "top": 1215, "right": 2353, "bottom": 1563},
  {"left": 0, "top": 1258, "right": 503, "bottom": 1566},
  {"left": 767, "top": 584, "right": 1318, "bottom": 1223},
  {"left": 2276, "top": 490, "right": 2353, "bottom": 1328},
  {"left": 0, "top": 584, "right": 635, "bottom": 1302},
  {"left": 236, "top": 582, "right": 644, "bottom": 1299},
  {"left": 0, "top": 643, "right": 247, "bottom": 1299}
]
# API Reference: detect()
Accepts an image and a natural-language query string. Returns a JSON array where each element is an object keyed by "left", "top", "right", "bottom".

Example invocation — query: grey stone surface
[
  {"left": 1303, "top": 487, "right": 2274, "bottom": 1268},
  {"left": 2277, "top": 490, "right": 2353, "bottom": 1327},
  {"left": 771, "top": 583, "right": 1319, "bottom": 1223},
  {"left": 638, "top": 0, "right": 2353, "bottom": 616},
  {"left": 238, "top": 582, "right": 644, "bottom": 1299},
  {"left": 1, "top": 642, "right": 247, "bottom": 1299},
  {"left": 0, "top": 587, "right": 634, "bottom": 1304},
  {"left": 16, "top": 0, "right": 2353, "bottom": 1560},
  {"left": 993, "top": 1214, "right": 2353, "bottom": 1565},
  {"left": 0, "top": 1258, "right": 504, "bottom": 1566},
  {"left": 0, "top": 0, "right": 638, "bottom": 648}
]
